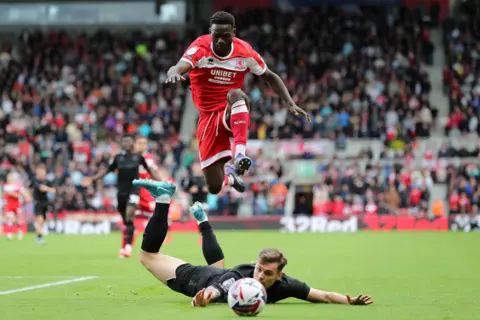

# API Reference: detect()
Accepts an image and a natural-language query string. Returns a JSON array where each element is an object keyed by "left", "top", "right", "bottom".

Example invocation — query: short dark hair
[
  {"left": 258, "top": 248, "right": 287, "bottom": 272},
  {"left": 210, "top": 11, "right": 235, "bottom": 28}
]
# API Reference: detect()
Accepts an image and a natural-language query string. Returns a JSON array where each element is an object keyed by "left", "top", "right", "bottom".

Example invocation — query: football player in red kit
[
  {"left": 165, "top": 11, "right": 310, "bottom": 194},
  {"left": 133, "top": 136, "right": 175, "bottom": 248},
  {"left": 2, "top": 172, "right": 31, "bottom": 240}
]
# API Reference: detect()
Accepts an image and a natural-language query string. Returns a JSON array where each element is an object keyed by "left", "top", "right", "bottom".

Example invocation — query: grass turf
[{"left": 0, "top": 231, "right": 477, "bottom": 319}]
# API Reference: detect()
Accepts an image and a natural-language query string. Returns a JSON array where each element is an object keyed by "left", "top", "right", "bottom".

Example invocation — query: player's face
[
  {"left": 135, "top": 138, "right": 148, "bottom": 153},
  {"left": 6, "top": 172, "right": 15, "bottom": 183},
  {"left": 253, "top": 261, "right": 283, "bottom": 289},
  {"left": 210, "top": 24, "right": 235, "bottom": 57},
  {"left": 36, "top": 168, "right": 46, "bottom": 179},
  {"left": 122, "top": 137, "right": 134, "bottom": 151}
]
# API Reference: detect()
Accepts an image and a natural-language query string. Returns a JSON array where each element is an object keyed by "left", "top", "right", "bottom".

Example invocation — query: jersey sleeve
[
  {"left": 209, "top": 271, "right": 239, "bottom": 303},
  {"left": 281, "top": 275, "right": 311, "bottom": 301},
  {"left": 107, "top": 156, "right": 118, "bottom": 172},
  {"left": 140, "top": 156, "right": 151, "bottom": 172},
  {"left": 246, "top": 48, "right": 267, "bottom": 76},
  {"left": 181, "top": 38, "right": 207, "bottom": 68},
  {"left": 145, "top": 157, "right": 158, "bottom": 171}
]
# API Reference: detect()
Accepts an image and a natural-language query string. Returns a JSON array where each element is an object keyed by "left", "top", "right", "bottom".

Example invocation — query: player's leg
[
  {"left": 117, "top": 196, "right": 129, "bottom": 257},
  {"left": 225, "top": 88, "right": 252, "bottom": 176},
  {"left": 16, "top": 211, "right": 24, "bottom": 240},
  {"left": 122, "top": 192, "right": 139, "bottom": 257},
  {"left": 133, "top": 179, "right": 186, "bottom": 284},
  {"left": 189, "top": 202, "right": 225, "bottom": 268},
  {"left": 34, "top": 205, "right": 46, "bottom": 245},
  {"left": 4, "top": 212, "right": 15, "bottom": 240},
  {"left": 198, "top": 109, "right": 246, "bottom": 194}
]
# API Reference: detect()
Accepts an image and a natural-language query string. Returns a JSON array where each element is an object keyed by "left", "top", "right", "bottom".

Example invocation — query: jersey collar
[{"left": 210, "top": 41, "right": 234, "bottom": 60}]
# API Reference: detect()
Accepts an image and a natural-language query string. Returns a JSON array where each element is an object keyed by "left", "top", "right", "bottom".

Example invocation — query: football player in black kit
[
  {"left": 133, "top": 178, "right": 374, "bottom": 307},
  {"left": 83, "top": 135, "right": 161, "bottom": 258},
  {"left": 30, "top": 164, "right": 56, "bottom": 245}
]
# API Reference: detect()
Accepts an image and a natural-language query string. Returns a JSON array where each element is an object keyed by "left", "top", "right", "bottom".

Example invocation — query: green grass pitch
[{"left": 0, "top": 231, "right": 478, "bottom": 319}]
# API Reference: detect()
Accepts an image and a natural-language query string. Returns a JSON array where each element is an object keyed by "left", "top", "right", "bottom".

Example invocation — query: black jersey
[
  {"left": 30, "top": 178, "right": 53, "bottom": 203},
  {"left": 207, "top": 264, "right": 310, "bottom": 304},
  {"left": 108, "top": 151, "right": 150, "bottom": 195}
]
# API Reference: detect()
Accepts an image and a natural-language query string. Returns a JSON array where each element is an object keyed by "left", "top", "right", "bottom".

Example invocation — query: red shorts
[
  {"left": 137, "top": 188, "right": 155, "bottom": 215},
  {"left": 4, "top": 206, "right": 21, "bottom": 217},
  {"left": 197, "top": 108, "right": 233, "bottom": 169}
]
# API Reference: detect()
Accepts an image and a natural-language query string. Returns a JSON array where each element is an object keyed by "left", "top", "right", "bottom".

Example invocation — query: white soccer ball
[{"left": 227, "top": 278, "right": 267, "bottom": 316}]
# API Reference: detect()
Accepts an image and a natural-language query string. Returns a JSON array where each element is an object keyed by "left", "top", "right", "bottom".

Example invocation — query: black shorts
[
  {"left": 117, "top": 188, "right": 140, "bottom": 215},
  {"left": 167, "top": 263, "right": 224, "bottom": 298},
  {"left": 34, "top": 202, "right": 49, "bottom": 219}
]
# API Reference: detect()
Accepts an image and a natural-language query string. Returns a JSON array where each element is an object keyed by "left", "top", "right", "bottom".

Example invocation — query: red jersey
[
  {"left": 331, "top": 199, "right": 345, "bottom": 217},
  {"left": 181, "top": 35, "right": 267, "bottom": 113},
  {"left": 449, "top": 194, "right": 460, "bottom": 212},
  {"left": 365, "top": 202, "right": 378, "bottom": 216},
  {"left": 409, "top": 188, "right": 422, "bottom": 206},
  {"left": 352, "top": 203, "right": 364, "bottom": 216},
  {"left": 138, "top": 153, "right": 158, "bottom": 212},
  {"left": 3, "top": 182, "right": 24, "bottom": 212}
]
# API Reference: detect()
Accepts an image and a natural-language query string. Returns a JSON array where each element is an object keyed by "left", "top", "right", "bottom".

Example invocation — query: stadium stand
[
  {"left": 234, "top": 6, "right": 437, "bottom": 140},
  {"left": 0, "top": 4, "right": 458, "bottom": 221},
  {"left": 442, "top": 16, "right": 480, "bottom": 136}
]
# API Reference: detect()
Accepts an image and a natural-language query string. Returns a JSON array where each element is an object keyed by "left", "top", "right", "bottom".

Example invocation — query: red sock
[
  {"left": 4, "top": 224, "right": 12, "bottom": 234},
  {"left": 229, "top": 100, "right": 249, "bottom": 157}
]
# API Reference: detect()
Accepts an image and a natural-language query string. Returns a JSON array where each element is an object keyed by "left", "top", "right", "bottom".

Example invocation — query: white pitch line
[
  {"left": 0, "top": 276, "right": 92, "bottom": 279},
  {"left": 0, "top": 276, "right": 99, "bottom": 295}
]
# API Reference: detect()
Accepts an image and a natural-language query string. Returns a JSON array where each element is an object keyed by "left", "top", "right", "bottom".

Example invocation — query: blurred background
[{"left": 1, "top": 0, "right": 479, "bottom": 234}]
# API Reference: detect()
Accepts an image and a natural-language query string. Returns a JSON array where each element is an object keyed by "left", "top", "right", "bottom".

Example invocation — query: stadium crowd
[
  {"left": 446, "top": 161, "right": 480, "bottom": 215},
  {"left": 442, "top": 17, "right": 480, "bottom": 136},
  {"left": 0, "top": 5, "right": 453, "bottom": 219},
  {"left": 235, "top": 6, "right": 437, "bottom": 141}
]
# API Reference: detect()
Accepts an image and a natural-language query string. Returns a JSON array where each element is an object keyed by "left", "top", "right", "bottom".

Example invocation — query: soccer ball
[{"left": 228, "top": 278, "right": 267, "bottom": 316}]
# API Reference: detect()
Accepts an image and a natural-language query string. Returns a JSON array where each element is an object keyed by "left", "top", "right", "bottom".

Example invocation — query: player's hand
[
  {"left": 191, "top": 288, "right": 213, "bottom": 307},
  {"left": 165, "top": 74, "right": 186, "bottom": 84},
  {"left": 346, "top": 294, "right": 373, "bottom": 305},
  {"left": 39, "top": 185, "right": 49, "bottom": 192},
  {"left": 288, "top": 103, "right": 311, "bottom": 123}
]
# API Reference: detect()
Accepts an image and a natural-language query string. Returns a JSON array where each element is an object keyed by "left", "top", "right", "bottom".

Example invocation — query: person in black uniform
[
  {"left": 30, "top": 164, "right": 56, "bottom": 245},
  {"left": 83, "top": 135, "right": 160, "bottom": 257},
  {"left": 134, "top": 179, "right": 374, "bottom": 307}
]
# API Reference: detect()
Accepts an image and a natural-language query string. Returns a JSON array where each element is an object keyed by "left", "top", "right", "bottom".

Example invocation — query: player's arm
[
  {"left": 166, "top": 39, "right": 206, "bottom": 83},
  {"left": 20, "top": 188, "right": 32, "bottom": 203},
  {"left": 246, "top": 48, "right": 310, "bottom": 122},
  {"left": 38, "top": 184, "right": 56, "bottom": 194},
  {"left": 83, "top": 157, "right": 116, "bottom": 186},
  {"left": 306, "top": 288, "right": 373, "bottom": 305},
  {"left": 191, "top": 286, "right": 222, "bottom": 307},
  {"left": 258, "top": 67, "right": 310, "bottom": 122},
  {"left": 140, "top": 156, "right": 162, "bottom": 181},
  {"left": 284, "top": 275, "right": 373, "bottom": 305},
  {"left": 166, "top": 60, "right": 192, "bottom": 83}
]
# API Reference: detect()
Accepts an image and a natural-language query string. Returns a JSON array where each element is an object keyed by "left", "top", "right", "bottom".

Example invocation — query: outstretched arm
[
  {"left": 165, "top": 60, "right": 192, "bottom": 84},
  {"left": 259, "top": 68, "right": 311, "bottom": 122},
  {"left": 306, "top": 288, "right": 373, "bottom": 305},
  {"left": 191, "top": 286, "right": 222, "bottom": 307}
]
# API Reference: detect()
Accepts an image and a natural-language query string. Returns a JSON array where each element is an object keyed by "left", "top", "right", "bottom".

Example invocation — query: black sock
[
  {"left": 125, "top": 221, "right": 135, "bottom": 245},
  {"left": 141, "top": 203, "right": 170, "bottom": 253},
  {"left": 37, "top": 233, "right": 43, "bottom": 239},
  {"left": 199, "top": 221, "right": 224, "bottom": 265}
]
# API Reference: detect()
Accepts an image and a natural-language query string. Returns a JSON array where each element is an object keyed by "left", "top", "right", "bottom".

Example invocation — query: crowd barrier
[{"left": 12, "top": 211, "right": 476, "bottom": 235}]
